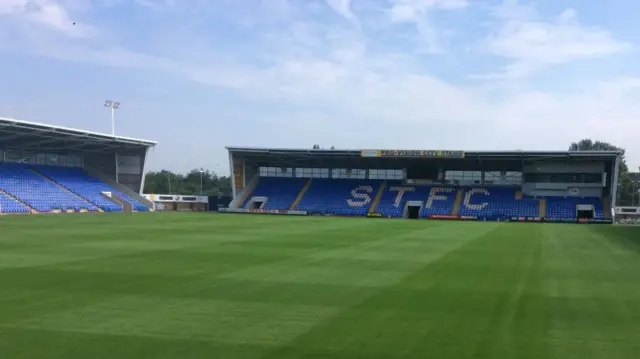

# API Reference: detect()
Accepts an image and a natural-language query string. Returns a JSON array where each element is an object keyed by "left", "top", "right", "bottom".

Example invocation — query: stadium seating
[
  {"left": 376, "top": 183, "right": 456, "bottom": 218},
  {"left": 245, "top": 177, "right": 307, "bottom": 210},
  {"left": 0, "top": 163, "right": 151, "bottom": 213},
  {"left": 33, "top": 165, "right": 147, "bottom": 212},
  {"left": 0, "top": 163, "right": 98, "bottom": 212},
  {"left": 244, "top": 178, "right": 608, "bottom": 221},
  {"left": 545, "top": 196, "right": 604, "bottom": 219},
  {"left": 295, "top": 179, "right": 380, "bottom": 216},
  {"left": 459, "top": 187, "right": 539, "bottom": 219},
  {"left": 0, "top": 191, "right": 30, "bottom": 213}
]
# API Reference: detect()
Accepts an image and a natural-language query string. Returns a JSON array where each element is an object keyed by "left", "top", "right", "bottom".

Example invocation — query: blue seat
[
  {"left": 246, "top": 177, "right": 307, "bottom": 210},
  {"left": 0, "top": 163, "right": 149, "bottom": 213},
  {"left": 0, "top": 163, "right": 98, "bottom": 213},
  {"left": 243, "top": 178, "right": 607, "bottom": 221},
  {"left": 33, "top": 165, "right": 147, "bottom": 212},
  {"left": 0, "top": 191, "right": 30, "bottom": 213},
  {"left": 295, "top": 179, "right": 379, "bottom": 216},
  {"left": 376, "top": 183, "right": 456, "bottom": 218},
  {"left": 545, "top": 196, "right": 604, "bottom": 220},
  {"left": 459, "top": 187, "right": 538, "bottom": 219}
]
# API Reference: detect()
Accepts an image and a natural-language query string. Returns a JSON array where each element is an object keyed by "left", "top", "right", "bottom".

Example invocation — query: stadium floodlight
[
  {"left": 199, "top": 169, "right": 205, "bottom": 196},
  {"left": 104, "top": 100, "right": 120, "bottom": 136}
]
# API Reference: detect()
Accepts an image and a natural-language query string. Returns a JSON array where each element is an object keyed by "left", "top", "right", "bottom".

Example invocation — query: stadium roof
[
  {"left": 227, "top": 146, "right": 620, "bottom": 171},
  {"left": 0, "top": 116, "right": 157, "bottom": 154},
  {"left": 226, "top": 146, "right": 620, "bottom": 159}
]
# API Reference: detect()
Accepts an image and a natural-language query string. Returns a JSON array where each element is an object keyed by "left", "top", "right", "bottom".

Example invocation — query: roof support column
[
  {"left": 229, "top": 152, "right": 236, "bottom": 199},
  {"left": 114, "top": 152, "right": 119, "bottom": 183},
  {"left": 611, "top": 154, "right": 621, "bottom": 208},
  {"left": 139, "top": 147, "right": 150, "bottom": 194}
]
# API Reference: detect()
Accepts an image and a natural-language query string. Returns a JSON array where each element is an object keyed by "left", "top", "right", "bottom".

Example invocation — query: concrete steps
[
  {"left": 451, "top": 189, "right": 465, "bottom": 216},
  {"left": 368, "top": 181, "right": 387, "bottom": 214},
  {"left": 538, "top": 199, "right": 546, "bottom": 218},
  {"left": 290, "top": 179, "right": 312, "bottom": 210}
]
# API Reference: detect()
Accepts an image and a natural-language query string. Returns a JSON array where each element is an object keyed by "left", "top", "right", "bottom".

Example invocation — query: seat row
[
  {"left": 0, "top": 163, "right": 148, "bottom": 214},
  {"left": 243, "top": 178, "right": 604, "bottom": 219}
]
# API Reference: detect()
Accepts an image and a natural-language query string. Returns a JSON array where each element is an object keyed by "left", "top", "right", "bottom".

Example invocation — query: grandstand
[
  {"left": 0, "top": 116, "right": 156, "bottom": 214},
  {"left": 226, "top": 147, "right": 621, "bottom": 223}
]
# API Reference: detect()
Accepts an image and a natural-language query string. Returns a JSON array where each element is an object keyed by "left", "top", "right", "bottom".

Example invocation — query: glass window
[
  {"left": 332, "top": 168, "right": 366, "bottom": 179},
  {"left": 369, "top": 169, "right": 405, "bottom": 180},
  {"left": 47, "top": 154, "right": 59, "bottom": 165},
  {"left": 22, "top": 152, "right": 38, "bottom": 164},
  {"left": 295, "top": 167, "right": 329, "bottom": 178},
  {"left": 67, "top": 155, "right": 82, "bottom": 167},
  {"left": 524, "top": 172, "right": 602, "bottom": 184},
  {"left": 6, "top": 150, "right": 21, "bottom": 162},
  {"left": 584, "top": 173, "right": 602, "bottom": 183},
  {"left": 274, "top": 167, "right": 292, "bottom": 177}
]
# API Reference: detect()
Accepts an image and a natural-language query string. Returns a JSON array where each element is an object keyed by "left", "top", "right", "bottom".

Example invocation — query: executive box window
[
  {"left": 333, "top": 168, "right": 366, "bottom": 179},
  {"left": 295, "top": 168, "right": 329, "bottom": 178},
  {"left": 369, "top": 169, "right": 404, "bottom": 180},
  {"left": 259, "top": 167, "right": 293, "bottom": 177},
  {"left": 445, "top": 171, "right": 483, "bottom": 184},
  {"left": 524, "top": 173, "right": 602, "bottom": 183},
  {"left": 1, "top": 151, "right": 83, "bottom": 167}
]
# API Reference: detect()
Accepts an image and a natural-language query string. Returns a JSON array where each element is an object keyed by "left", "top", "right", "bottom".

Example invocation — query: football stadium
[{"left": 2, "top": 118, "right": 640, "bottom": 359}]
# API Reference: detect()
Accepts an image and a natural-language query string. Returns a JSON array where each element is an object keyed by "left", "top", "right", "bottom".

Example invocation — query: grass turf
[{"left": 1, "top": 213, "right": 640, "bottom": 359}]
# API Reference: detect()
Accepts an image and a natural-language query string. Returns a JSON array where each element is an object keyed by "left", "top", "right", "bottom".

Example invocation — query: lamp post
[{"left": 104, "top": 100, "right": 120, "bottom": 136}]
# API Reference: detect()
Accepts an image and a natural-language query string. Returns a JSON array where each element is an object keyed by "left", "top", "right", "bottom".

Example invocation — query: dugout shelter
[
  {"left": 226, "top": 147, "right": 621, "bottom": 222},
  {"left": 0, "top": 116, "right": 156, "bottom": 209},
  {"left": 142, "top": 194, "right": 209, "bottom": 212}
]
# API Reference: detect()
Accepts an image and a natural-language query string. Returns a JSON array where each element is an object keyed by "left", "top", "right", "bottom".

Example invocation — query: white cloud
[
  {"left": 1, "top": 0, "right": 639, "bottom": 169},
  {"left": 389, "top": 0, "right": 466, "bottom": 22},
  {"left": 0, "top": 0, "right": 94, "bottom": 37},
  {"left": 387, "top": 0, "right": 467, "bottom": 53},
  {"left": 478, "top": 1, "right": 633, "bottom": 78},
  {"left": 324, "top": 0, "right": 357, "bottom": 21}
]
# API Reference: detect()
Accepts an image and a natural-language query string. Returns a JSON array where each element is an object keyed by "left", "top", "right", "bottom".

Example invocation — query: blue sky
[{"left": 1, "top": 0, "right": 639, "bottom": 173}]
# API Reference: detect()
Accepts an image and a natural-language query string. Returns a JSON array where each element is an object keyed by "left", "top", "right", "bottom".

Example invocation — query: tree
[
  {"left": 569, "top": 139, "right": 636, "bottom": 205},
  {"left": 143, "top": 169, "right": 232, "bottom": 196}
]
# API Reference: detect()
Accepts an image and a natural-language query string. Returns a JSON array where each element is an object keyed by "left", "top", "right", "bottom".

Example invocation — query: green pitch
[{"left": 1, "top": 213, "right": 640, "bottom": 359}]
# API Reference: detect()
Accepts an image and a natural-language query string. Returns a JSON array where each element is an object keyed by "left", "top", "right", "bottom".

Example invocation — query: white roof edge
[{"left": 0, "top": 116, "right": 157, "bottom": 146}]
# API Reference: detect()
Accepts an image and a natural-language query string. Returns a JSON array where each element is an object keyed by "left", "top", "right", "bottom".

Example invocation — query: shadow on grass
[{"left": 590, "top": 225, "right": 640, "bottom": 255}]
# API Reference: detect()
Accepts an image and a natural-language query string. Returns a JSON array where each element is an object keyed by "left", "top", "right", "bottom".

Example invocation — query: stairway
[
  {"left": 538, "top": 199, "right": 546, "bottom": 218},
  {"left": 29, "top": 169, "right": 104, "bottom": 212},
  {"left": 515, "top": 191, "right": 523, "bottom": 200},
  {"left": 0, "top": 188, "right": 37, "bottom": 213},
  {"left": 290, "top": 179, "right": 312, "bottom": 210},
  {"left": 235, "top": 176, "right": 260, "bottom": 209},
  {"left": 368, "top": 181, "right": 387, "bottom": 214},
  {"left": 103, "top": 192, "right": 130, "bottom": 212},
  {"left": 451, "top": 189, "right": 465, "bottom": 216},
  {"left": 603, "top": 198, "right": 611, "bottom": 219}
]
